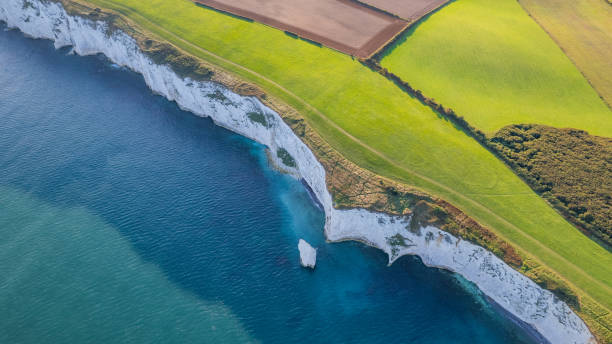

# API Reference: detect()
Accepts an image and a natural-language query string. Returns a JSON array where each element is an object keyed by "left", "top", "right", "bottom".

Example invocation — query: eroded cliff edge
[{"left": 0, "top": 0, "right": 598, "bottom": 342}]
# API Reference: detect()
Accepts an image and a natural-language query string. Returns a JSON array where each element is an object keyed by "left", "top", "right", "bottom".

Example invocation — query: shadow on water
[{"left": 0, "top": 23, "right": 536, "bottom": 344}]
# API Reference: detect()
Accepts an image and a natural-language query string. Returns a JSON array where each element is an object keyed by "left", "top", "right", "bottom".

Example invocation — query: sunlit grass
[
  {"left": 381, "top": 0, "right": 612, "bottom": 136},
  {"left": 80, "top": 0, "right": 611, "bottom": 312}
]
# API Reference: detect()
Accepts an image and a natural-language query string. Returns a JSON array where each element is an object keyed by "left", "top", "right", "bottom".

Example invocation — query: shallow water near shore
[{"left": 0, "top": 24, "right": 537, "bottom": 343}]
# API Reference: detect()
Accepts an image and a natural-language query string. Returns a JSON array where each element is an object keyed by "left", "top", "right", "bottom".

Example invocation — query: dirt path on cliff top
[{"left": 91, "top": 0, "right": 612, "bottom": 300}]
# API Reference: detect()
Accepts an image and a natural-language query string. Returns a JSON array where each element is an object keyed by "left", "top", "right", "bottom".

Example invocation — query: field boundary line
[
  {"left": 516, "top": 0, "right": 612, "bottom": 110},
  {"left": 91, "top": 0, "right": 612, "bottom": 301}
]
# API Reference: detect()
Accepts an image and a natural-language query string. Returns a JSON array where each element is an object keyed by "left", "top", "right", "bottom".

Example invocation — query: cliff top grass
[
  {"left": 61, "top": 0, "right": 611, "bottom": 333},
  {"left": 380, "top": 0, "right": 612, "bottom": 136},
  {"left": 490, "top": 125, "right": 612, "bottom": 248}
]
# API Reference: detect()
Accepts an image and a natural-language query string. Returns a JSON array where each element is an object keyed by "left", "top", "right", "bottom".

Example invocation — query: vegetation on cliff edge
[
  {"left": 491, "top": 124, "right": 611, "bottom": 248},
  {"left": 53, "top": 0, "right": 612, "bottom": 340}
]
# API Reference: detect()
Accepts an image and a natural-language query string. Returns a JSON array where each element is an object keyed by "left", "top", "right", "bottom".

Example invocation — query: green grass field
[
  {"left": 519, "top": 0, "right": 612, "bottom": 108},
  {"left": 79, "top": 0, "right": 611, "bottom": 316},
  {"left": 380, "top": 0, "right": 612, "bottom": 136}
]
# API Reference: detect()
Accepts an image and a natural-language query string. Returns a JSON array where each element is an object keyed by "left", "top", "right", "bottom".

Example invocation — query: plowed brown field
[
  {"left": 192, "top": 0, "right": 408, "bottom": 58},
  {"left": 358, "top": 0, "right": 450, "bottom": 21}
]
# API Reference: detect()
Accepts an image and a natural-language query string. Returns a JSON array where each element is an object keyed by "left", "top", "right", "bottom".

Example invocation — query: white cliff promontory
[
  {"left": 0, "top": 1, "right": 596, "bottom": 343},
  {"left": 298, "top": 239, "right": 316, "bottom": 269}
]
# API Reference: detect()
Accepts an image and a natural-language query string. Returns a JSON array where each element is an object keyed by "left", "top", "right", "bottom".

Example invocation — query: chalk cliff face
[{"left": 0, "top": 1, "right": 595, "bottom": 343}]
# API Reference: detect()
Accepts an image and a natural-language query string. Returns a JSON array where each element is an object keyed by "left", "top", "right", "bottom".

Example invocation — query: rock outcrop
[
  {"left": 298, "top": 239, "right": 316, "bottom": 269},
  {"left": 0, "top": 1, "right": 595, "bottom": 343}
]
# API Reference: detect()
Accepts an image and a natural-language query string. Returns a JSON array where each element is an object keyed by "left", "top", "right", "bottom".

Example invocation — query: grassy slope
[
  {"left": 490, "top": 125, "right": 612, "bottom": 247},
  {"left": 519, "top": 0, "right": 612, "bottom": 107},
  {"left": 380, "top": 0, "right": 612, "bottom": 136},
  {"left": 82, "top": 0, "right": 612, "bottom": 311}
]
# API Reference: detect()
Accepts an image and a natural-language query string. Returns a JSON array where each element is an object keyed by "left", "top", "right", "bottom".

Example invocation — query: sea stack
[{"left": 298, "top": 239, "right": 316, "bottom": 269}]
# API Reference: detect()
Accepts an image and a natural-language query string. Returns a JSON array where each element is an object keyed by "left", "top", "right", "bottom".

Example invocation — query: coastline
[{"left": 0, "top": 0, "right": 596, "bottom": 343}]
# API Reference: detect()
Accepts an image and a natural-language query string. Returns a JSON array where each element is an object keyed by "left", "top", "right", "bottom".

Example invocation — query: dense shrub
[
  {"left": 247, "top": 111, "right": 269, "bottom": 127},
  {"left": 491, "top": 124, "right": 611, "bottom": 248},
  {"left": 140, "top": 39, "right": 213, "bottom": 80},
  {"left": 276, "top": 148, "right": 296, "bottom": 168},
  {"left": 362, "top": 58, "right": 611, "bottom": 250}
]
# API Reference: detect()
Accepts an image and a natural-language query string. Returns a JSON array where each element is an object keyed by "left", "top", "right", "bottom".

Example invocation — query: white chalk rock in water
[
  {"left": 298, "top": 239, "right": 316, "bottom": 269},
  {"left": 3, "top": 1, "right": 593, "bottom": 341}
]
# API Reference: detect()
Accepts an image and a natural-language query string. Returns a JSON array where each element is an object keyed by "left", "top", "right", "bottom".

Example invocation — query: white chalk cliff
[
  {"left": 298, "top": 239, "right": 316, "bottom": 268},
  {"left": 0, "top": 1, "right": 596, "bottom": 343}
]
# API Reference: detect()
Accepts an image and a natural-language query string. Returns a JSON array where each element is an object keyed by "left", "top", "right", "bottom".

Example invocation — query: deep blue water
[{"left": 0, "top": 24, "right": 536, "bottom": 343}]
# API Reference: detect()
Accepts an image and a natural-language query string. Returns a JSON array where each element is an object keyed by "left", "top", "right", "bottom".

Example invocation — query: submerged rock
[{"left": 298, "top": 239, "right": 316, "bottom": 269}]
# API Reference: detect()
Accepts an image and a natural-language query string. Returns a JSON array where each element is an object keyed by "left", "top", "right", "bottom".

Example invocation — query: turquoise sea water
[{"left": 0, "top": 25, "right": 537, "bottom": 343}]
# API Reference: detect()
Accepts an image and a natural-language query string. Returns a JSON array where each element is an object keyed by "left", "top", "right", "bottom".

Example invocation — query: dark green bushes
[
  {"left": 276, "top": 148, "right": 296, "bottom": 168},
  {"left": 140, "top": 39, "right": 213, "bottom": 80},
  {"left": 362, "top": 57, "right": 611, "bottom": 250},
  {"left": 247, "top": 111, "right": 269, "bottom": 127},
  {"left": 491, "top": 124, "right": 611, "bottom": 248}
]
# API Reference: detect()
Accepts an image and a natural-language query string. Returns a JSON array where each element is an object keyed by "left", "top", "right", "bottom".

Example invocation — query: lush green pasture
[
  {"left": 83, "top": 0, "right": 611, "bottom": 311},
  {"left": 381, "top": 0, "right": 612, "bottom": 136},
  {"left": 519, "top": 0, "right": 612, "bottom": 107}
]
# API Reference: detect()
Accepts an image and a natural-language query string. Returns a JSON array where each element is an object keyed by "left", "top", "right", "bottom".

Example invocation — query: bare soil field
[
  {"left": 357, "top": 0, "right": 451, "bottom": 21},
  {"left": 192, "top": 0, "right": 407, "bottom": 58}
]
